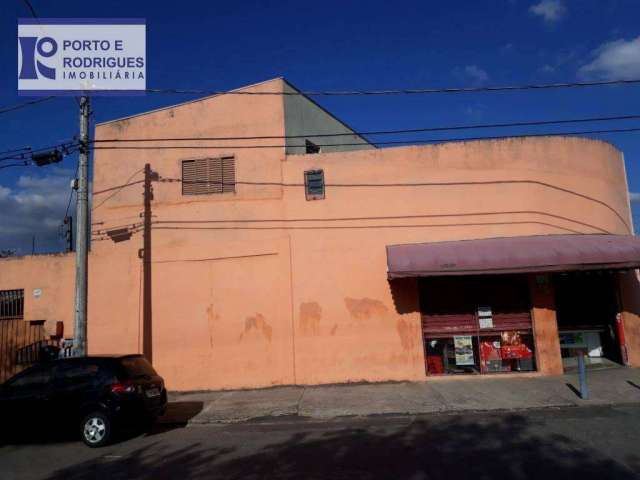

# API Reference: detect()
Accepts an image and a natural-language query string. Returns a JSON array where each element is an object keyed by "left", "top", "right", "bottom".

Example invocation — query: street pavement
[
  {"left": 1, "top": 404, "right": 640, "bottom": 479},
  {"left": 164, "top": 366, "right": 640, "bottom": 424}
]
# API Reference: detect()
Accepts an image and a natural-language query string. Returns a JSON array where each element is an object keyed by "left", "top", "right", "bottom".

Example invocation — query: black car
[{"left": 0, "top": 354, "right": 167, "bottom": 447}]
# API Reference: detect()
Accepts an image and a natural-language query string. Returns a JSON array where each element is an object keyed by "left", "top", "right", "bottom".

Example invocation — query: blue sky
[{"left": 1, "top": 0, "right": 640, "bottom": 253}]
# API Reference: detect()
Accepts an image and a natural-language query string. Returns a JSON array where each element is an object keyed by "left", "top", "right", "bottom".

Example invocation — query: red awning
[{"left": 387, "top": 234, "right": 640, "bottom": 279}]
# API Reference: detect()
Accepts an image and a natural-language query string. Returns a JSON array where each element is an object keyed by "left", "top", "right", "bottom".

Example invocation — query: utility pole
[
  {"left": 73, "top": 96, "right": 90, "bottom": 356},
  {"left": 141, "top": 163, "right": 155, "bottom": 363}
]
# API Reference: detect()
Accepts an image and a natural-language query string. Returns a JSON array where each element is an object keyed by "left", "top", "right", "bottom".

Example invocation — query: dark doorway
[{"left": 553, "top": 271, "right": 622, "bottom": 371}]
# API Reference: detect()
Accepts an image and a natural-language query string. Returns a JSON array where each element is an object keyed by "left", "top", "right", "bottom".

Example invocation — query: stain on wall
[
  {"left": 241, "top": 313, "right": 273, "bottom": 342},
  {"left": 344, "top": 298, "right": 388, "bottom": 320},
  {"left": 396, "top": 318, "right": 420, "bottom": 351},
  {"left": 205, "top": 304, "right": 219, "bottom": 348},
  {"left": 300, "top": 302, "right": 322, "bottom": 335}
]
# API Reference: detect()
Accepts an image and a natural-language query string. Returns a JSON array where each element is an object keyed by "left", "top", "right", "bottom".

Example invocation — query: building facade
[{"left": 2, "top": 78, "right": 640, "bottom": 390}]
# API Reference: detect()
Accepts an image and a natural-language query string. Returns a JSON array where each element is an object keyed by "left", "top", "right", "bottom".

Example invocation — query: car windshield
[{"left": 118, "top": 356, "right": 158, "bottom": 378}]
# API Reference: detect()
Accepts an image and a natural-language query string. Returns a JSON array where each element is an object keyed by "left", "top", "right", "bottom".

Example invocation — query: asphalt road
[{"left": 1, "top": 404, "right": 640, "bottom": 480}]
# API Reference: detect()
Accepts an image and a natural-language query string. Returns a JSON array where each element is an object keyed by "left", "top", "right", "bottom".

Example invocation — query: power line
[
  {"left": 0, "top": 140, "right": 79, "bottom": 162},
  {"left": 93, "top": 179, "right": 144, "bottom": 196},
  {"left": 149, "top": 221, "right": 582, "bottom": 234},
  {"left": 152, "top": 210, "right": 610, "bottom": 234},
  {"left": 91, "top": 220, "right": 582, "bottom": 239},
  {"left": 89, "top": 126, "right": 640, "bottom": 151},
  {"left": 0, "top": 146, "right": 32, "bottom": 157},
  {"left": 62, "top": 159, "right": 80, "bottom": 222},
  {"left": 146, "top": 78, "right": 640, "bottom": 96},
  {"left": 0, "top": 96, "right": 55, "bottom": 115},
  {"left": 21, "top": 0, "right": 38, "bottom": 18},
  {"left": 92, "top": 113, "right": 640, "bottom": 143},
  {"left": 0, "top": 143, "right": 80, "bottom": 169},
  {"left": 153, "top": 177, "right": 626, "bottom": 232},
  {"left": 0, "top": 161, "right": 31, "bottom": 171},
  {"left": 91, "top": 168, "right": 144, "bottom": 210}
]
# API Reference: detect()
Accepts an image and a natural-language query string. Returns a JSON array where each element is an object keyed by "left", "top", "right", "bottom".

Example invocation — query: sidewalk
[{"left": 160, "top": 367, "right": 640, "bottom": 425}]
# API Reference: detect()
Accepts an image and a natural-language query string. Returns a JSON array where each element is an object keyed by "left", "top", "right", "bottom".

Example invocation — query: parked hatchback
[{"left": 0, "top": 354, "right": 167, "bottom": 447}]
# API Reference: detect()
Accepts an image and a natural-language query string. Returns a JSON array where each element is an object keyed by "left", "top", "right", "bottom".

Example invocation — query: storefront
[
  {"left": 387, "top": 233, "right": 640, "bottom": 378},
  {"left": 420, "top": 275, "right": 536, "bottom": 375},
  {"left": 554, "top": 271, "right": 624, "bottom": 371}
]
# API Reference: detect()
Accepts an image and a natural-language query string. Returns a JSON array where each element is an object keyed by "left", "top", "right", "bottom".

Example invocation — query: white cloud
[
  {"left": 630, "top": 192, "right": 640, "bottom": 202},
  {"left": 539, "top": 64, "right": 555, "bottom": 73},
  {"left": 529, "top": 0, "right": 566, "bottom": 23},
  {"left": 0, "top": 171, "right": 74, "bottom": 254},
  {"left": 577, "top": 36, "right": 640, "bottom": 80},
  {"left": 462, "top": 65, "right": 489, "bottom": 84}
]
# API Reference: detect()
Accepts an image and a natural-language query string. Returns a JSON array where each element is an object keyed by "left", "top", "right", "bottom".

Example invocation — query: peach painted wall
[
  {"left": 0, "top": 253, "right": 75, "bottom": 337},
  {"left": 282, "top": 138, "right": 631, "bottom": 386},
  {"left": 87, "top": 78, "right": 635, "bottom": 390},
  {"left": 89, "top": 78, "right": 295, "bottom": 390}
]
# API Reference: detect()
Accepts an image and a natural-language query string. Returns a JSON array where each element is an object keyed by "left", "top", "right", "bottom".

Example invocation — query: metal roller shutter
[{"left": 420, "top": 275, "right": 532, "bottom": 338}]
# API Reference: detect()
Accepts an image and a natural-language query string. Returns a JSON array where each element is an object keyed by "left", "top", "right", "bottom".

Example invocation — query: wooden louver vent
[{"left": 182, "top": 157, "right": 235, "bottom": 195}]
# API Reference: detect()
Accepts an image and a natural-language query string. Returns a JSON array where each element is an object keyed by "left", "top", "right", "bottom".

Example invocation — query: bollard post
[{"left": 578, "top": 352, "right": 589, "bottom": 400}]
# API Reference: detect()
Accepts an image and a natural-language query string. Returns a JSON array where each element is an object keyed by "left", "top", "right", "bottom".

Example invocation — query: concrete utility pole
[
  {"left": 141, "top": 163, "right": 155, "bottom": 363},
  {"left": 73, "top": 96, "right": 90, "bottom": 356}
]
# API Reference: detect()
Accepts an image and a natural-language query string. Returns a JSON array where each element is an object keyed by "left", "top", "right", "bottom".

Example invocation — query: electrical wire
[
  {"left": 91, "top": 168, "right": 144, "bottom": 211},
  {"left": 21, "top": 0, "right": 38, "bottom": 18},
  {"left": 146, "top": 78, "right": 640, "bottom": 96},
  {"left": 0, "top": 96, "right": 55, "bottom": 115},
  {"left": 89, "top": 126, "right": 640, "bottom": 150},
  {"left": 149, "top": 221, "right": 582, "bottom": 234},
  {"left": 152, "top": 210, "right": 610, "bottom": 234},
  {"left": 92, "top": 113, "right": 640, "bottom": 143},
  {"left": 0, "top": 146, "right": 32, "bottom": 156},
  {"left": 0, "top": 140, "right": 79, "bottom": 162},
  {"left": 62, "top": 158, "right": 80, "bottom": 222},
  {"left": 0, "top": 161, "right": 31, "bottom": 171}
]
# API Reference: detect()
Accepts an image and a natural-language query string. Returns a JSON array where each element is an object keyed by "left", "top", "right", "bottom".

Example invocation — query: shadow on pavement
[
  {"left": 565, "top": 382, "right": 583, "bottom": 399},
  {"left": 627, "top": 380, "right": 640, "bottom": 391},
  {"left": 41, "top": 412, "right": 639, "bottom": 480},
  {"left": 0, "top": 401, "right": 204, "bottom": 447},
  {"left": 148, "top": 401, "right": 204, "bottom": 435}
]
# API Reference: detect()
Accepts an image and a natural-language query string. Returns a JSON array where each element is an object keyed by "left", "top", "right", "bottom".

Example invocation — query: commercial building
[{"left": 2, "top": 78, "right": 640, "bottom": 390}]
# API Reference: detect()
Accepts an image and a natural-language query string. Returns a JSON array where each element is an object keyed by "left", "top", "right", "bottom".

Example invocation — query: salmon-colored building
[{"left": 2, "top": 78, "right": 640, "bottom": 390}]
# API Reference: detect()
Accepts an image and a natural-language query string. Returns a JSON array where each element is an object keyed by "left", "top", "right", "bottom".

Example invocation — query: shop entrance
[
  {"left": 419, "top": 275, "right": 536, "bottom": 376},
  {"left": 554, "top": 271, "right": 623, "bottom": 371}
]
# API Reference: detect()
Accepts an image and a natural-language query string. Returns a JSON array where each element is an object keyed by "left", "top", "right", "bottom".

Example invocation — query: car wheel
[{"left": 81, "top": 412, "right": 111, "bottom": 448}]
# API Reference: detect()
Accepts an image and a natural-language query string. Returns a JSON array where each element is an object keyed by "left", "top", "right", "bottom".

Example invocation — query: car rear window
[
  {"left": 118, "top": 356, "right": 157, "bottom": 378},
  {"left": 9, "top": 366, "right": 52, "bottom": 388}
]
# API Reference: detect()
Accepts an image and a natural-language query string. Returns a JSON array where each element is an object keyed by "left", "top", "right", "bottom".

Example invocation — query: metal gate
[{"left": 0, "top": 289, "right": 51, "bottom": 383}]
